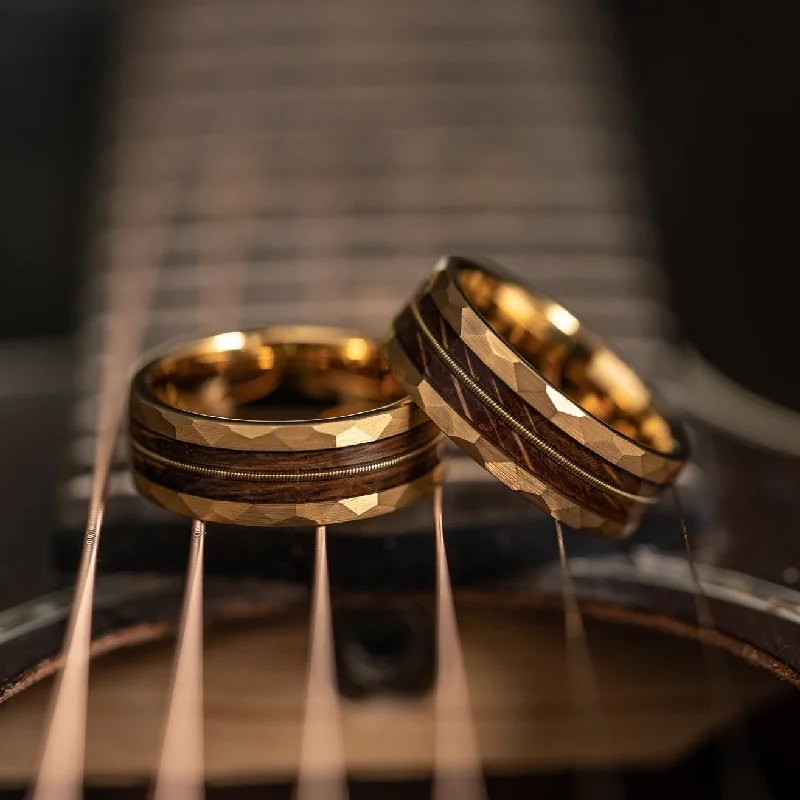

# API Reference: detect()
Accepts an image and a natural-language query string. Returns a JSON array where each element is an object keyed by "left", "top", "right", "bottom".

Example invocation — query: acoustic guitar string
[
  {"left": 28, "top": 280, "right": 161, "bottom": 795},
  {"left": 229, "top": 154, "right": 354, "bottom": 796},
  {"left": 29, "top": 171, "right": 166, "bottom": 800},
  {"left": 427, "top": 71, "right": 487, "bottom": 800},
  {"left": 149, "top": 121, "right": 261, "bottom": 798},
  {"left": 152, "top": 520, "right": 206, "bottom": 800},
  {"left": 296, "top": 526, "right": 349, "bottom": 800},
  {"left": 673, "top": 488, "right": 770, "bottom": 799},
  {"left": 554, "top": 519, "right": 626, "bottom": 800},
  {"left": 433, "top": 486, "right": 487, "bottom": 800},
  {"left": 30, "top": 26, "right": 217, "bottom": 785}
]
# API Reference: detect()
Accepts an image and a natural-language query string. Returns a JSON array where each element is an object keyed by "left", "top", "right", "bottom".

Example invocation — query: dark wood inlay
[
  {"left": 394, "top": 306, "right": 634, "bottom": 524},
  {"left": 130, "top": 443, "right": 441, "bottom": 504},
  {"left": 129, "top": 418, "right": 440, "bottom": 472},
  {"left": 417, "top": 292, "right": 661, "bottom": 496}
]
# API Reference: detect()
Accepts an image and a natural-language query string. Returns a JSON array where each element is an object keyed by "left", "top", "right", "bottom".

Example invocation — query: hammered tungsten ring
[
  {"left": 386, "top": 255, "right": 688, "bottom": 538},
  {"left": 129, "top": 326, "right": 445, "bottom": 527}
]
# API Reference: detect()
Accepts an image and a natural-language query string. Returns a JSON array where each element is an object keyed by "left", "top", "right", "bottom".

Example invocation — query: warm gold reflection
[
  {"left": 209, "top": 331, "right": 248, "bottom": 353},
  {"left": 456, "top": 264, "right": 675, "bottom": 453},
  {"left": 343, "top": 336, "right": 372, "bottom": 363},
  {"left": 543, "top": 303, "right": 580, "bottom": 337},
  {"left": 146, "top": 327, "right": 406, "bottom": 422}
]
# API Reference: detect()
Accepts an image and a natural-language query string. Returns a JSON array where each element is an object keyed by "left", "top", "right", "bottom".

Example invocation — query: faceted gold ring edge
[
  {"left": 133, "top": 463, "right": 446, "bottom": 528},
  {"left": 426, "top": 259, "right": 686, "bottom": 485}
]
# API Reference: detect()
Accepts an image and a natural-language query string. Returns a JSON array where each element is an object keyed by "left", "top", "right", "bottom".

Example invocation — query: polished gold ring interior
[
  {"left": 128, "top": 326, "right": 445, "bottom": 527},
  {"left": 386, "top": 255, "right": 688, "bottom": 538}
]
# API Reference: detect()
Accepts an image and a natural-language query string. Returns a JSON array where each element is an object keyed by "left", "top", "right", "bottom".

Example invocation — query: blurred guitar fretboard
[{"left": 63, "top": 0, "right": 678, "bottom": 530}]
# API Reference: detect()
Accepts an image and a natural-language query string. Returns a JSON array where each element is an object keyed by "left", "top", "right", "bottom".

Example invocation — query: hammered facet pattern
[
  {"left": 130, "top": 392, "right": 430, "bottom": 452},
  {"left": 133, "top": 464, "right": 445, "bottom": 527},
  {"left": 385, "top": 334, "right": 629, "bottom": 538},
  {"left": 425, "top": 258, "right": 685, "bottom": 484}
]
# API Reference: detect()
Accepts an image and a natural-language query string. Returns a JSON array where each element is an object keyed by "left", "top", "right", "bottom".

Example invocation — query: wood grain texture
[
  {"left": 0, "top": 606, "right": 784, "bottom": 783},
  {"left": 130, "top": 443, "right": 442, "bottom": 503},
  {"left": 393, "top": 306, "right": 636, "bottom": 524}
]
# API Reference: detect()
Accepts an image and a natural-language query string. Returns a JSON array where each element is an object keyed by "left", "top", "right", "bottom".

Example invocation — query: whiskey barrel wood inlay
[
  {"left": 392, "top": 306, "right": 636, "bottom": 525},
  {"left": 130, "top": 438, "right": 442, "bottom": 504},
  {"left": 414, "top": 292, "right": 660, "bottom": 497}
]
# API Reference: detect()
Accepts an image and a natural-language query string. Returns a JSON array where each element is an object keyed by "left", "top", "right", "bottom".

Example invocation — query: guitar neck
[{"left": 60, "top": 0, "right": 679, "bottom": 540}]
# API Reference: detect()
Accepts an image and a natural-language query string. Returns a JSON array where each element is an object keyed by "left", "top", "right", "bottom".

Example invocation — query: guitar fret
[
  {"left": 81, "top": 300, "right": 668, "bottom": 338},
  {"left": 108, "top": 183, "right": 642, "bottom": 229},
  {"left": 116, "top": 89, "right": 625, "bottom": 140},
  {"left": 83, "top": 254, "right": 660, "bottom": 288},
  {"left": 124, "top": 42, "right": 614, "bottom": 84},
  {"left": 98, "top": 212, "right": 655, "bottom": 255},
  {"left": 111, "top": 128, "right": 633, "bottom": 184},
  {"left": 144, "top": 5, "right": 583, "bottom": 46}
]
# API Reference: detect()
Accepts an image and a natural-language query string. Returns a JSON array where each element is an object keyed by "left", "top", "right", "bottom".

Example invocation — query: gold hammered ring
[
  {"left": 128, "top": 326, "right": 445, "bottom": 527},
  {"left": 386, "top": 255, "right": 689, "bottom": 538}
]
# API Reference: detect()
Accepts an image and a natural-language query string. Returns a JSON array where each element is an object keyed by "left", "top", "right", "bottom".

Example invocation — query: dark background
[
  {"left": 2, "top": 1, "right": 797, "bottom": 406},
  {"left": 1, "top": 4, "right": 799, "bottom": 796}
]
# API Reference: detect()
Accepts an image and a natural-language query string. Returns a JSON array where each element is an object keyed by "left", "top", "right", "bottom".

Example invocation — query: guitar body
[
  {"left": 0, "top": 594, "right": 791, "bottom": 795},
  {"left": 2, "top": 424, "right": 800, "bottom": 796}
]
